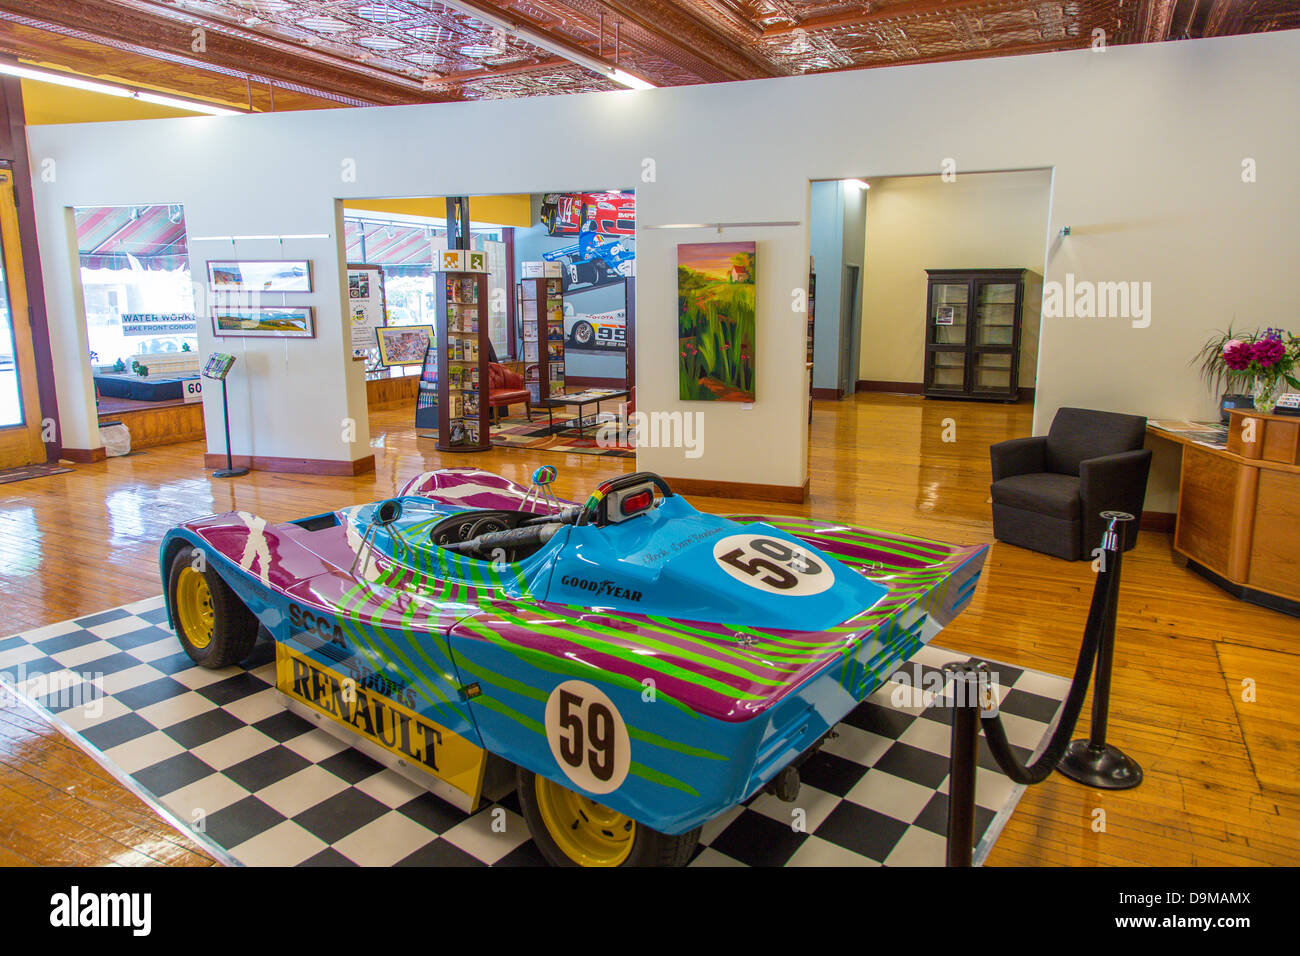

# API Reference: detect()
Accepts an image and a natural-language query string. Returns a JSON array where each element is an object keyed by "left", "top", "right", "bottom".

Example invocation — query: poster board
[{"left": 347, "top": 263, "right": 386, "bottom": 359}]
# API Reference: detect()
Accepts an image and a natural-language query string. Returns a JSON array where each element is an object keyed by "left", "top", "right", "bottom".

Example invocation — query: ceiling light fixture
[
  {"left": 609, "top": 68, "right": 654, "bottom": 91},
  {"left": 0, "top": 62, "right": 243, "bottom": 115},
  {"left": 430, "top": 1, "right": 656, "bottom": 90}
]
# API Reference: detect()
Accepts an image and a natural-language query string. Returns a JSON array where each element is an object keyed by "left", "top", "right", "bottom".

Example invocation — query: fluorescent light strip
[
  {"left": 192, "top": 234, "right": 331, "bottom": 241},
  {"left": 610, "top": 69, "right": 655, "bottom": 92},
  {"left": 647, "top": 221, "right": 801, "bottom": 229},
  {"left": 0, "top": 62, "right": 242, "bottom": 115},
  {"left": 433, "top": 0, "right": 655, "bottom": 90}
]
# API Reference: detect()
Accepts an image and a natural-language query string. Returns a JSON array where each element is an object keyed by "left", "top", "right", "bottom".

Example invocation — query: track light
[{"left": 0, "top": 62, "right": 243, "bottom": 115}]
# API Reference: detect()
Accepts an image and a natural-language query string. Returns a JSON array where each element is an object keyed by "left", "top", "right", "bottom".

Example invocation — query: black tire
[
  {"left": 591, "top": 259, "right": 608, "bottom": 285},
  {"left": 516, "top": 765, "right": 700, "bottom": 867},
  {"left": 167, "top": 547, "right": 259, "bottom": 668},
  {"left": 570, "top": 320, "right": 594, "bottom": 347}
]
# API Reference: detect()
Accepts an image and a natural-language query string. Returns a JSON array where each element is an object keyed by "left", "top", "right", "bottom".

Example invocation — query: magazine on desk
[{"left": 1148, "top": 420, "right": 1229, "bottom": 450}]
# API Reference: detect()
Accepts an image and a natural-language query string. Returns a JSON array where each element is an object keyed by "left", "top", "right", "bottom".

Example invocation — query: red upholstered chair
[{"left": 488, "top": 362, "right": 531, "bottom": 422}]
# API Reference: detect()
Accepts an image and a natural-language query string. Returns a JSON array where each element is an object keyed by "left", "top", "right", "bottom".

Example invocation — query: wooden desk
[{"left": 1148, "top": 412, "right": 1299, "bottom": 615}]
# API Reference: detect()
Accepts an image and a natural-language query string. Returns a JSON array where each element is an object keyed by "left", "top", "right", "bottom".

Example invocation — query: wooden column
[{"left": 0, "top": 74, "right": 60, "bottom": 461}]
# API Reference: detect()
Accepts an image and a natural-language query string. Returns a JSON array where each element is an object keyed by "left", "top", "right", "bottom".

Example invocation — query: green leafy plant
[
  {"left": 1191, "top": 327, "right": 1253, "bottom": 398},
  {"left": 112, "top": 358, "right": 127, "bottom": 373}
]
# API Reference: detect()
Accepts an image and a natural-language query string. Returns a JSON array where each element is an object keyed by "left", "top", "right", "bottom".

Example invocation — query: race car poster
[
  {"left": 540, "top": 191, "right": 633, "bottom": 238},
  {"left": 538, "top": 191, "right": 635, "bottom": 294},
  {"left": 677, "top": 241, "right": 756, "bottom": 402}
]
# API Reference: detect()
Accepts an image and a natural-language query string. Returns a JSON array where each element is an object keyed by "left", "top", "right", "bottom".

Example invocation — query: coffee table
[{"left": 533, "top": 388, "right": 630, "bottom": 437}]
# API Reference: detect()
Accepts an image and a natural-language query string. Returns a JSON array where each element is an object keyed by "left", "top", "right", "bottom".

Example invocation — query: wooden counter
[{"left": 1148, "top": 411, "right": 1299, "bottom": 615}]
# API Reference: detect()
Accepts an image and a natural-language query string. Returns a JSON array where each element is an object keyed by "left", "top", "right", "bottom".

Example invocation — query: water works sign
[{"left": 120, "top": 313, "right": 197, "bottom": 336}]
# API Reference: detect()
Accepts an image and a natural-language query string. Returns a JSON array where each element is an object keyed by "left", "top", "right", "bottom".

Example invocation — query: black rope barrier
[
  {"left": 944, "top": 512, "right": 1141, "bottom": 865},
  {"left": 1057, "top": 513, "right": 1144, "bottom": 789}
]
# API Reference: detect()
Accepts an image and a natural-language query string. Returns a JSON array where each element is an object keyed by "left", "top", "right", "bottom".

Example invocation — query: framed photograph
[
  {"left": 376, "top": 324, "right": 434, "bottom": 367},
  {"left": 936, "top": 306, "right": 955, "bottom": 326},
  {"left": 207, "top": 260, "right": 313, "bottom": 293},
  {"left": 211, "top": 306, "right": 316, "bottom": 338}
]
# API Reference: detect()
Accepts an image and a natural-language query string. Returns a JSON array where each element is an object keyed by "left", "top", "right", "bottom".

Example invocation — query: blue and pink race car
[{"left": 160, "top": 468, "right": 986, "bottom": 866}]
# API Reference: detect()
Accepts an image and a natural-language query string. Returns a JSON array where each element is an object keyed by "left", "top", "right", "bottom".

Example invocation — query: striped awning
[
  {"left": 345, "top": 219, "right": 436, "bottom": 267},
  {"left": 75, "top": 204, "right": 189, "bottom": 271}
]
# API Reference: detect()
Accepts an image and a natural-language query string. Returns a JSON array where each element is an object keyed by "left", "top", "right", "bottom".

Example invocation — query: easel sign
[
  {"left": 348, "top": 263, "right": 387, "bottom": 359},
  {"left": 203, "top": 352, "right": 236, "bottom": 380}
]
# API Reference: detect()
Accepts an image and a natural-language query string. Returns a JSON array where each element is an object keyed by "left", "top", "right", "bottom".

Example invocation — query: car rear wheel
[
  {"left": 168, "top": 547, "right": 259, "bottom": 668},
  {"left": 516, "top": 765, "right": 700, "bottom": 867}
]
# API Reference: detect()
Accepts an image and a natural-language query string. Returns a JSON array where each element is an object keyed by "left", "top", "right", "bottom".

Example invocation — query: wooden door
[{"left": 0, "top": 167, "right": 45, "bottom": 468}]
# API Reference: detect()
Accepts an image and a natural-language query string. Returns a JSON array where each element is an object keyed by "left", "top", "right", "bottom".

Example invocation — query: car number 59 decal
[
  {"left": 544, "top": 681, "right": 630, "bottom": 794},
  {"left": 712, "top": 534, "right": 833, "bottom": 596}
]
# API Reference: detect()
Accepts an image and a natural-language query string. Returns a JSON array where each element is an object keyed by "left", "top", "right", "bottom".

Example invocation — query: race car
[
  {"left": 540, "top": 191, "right": 634, "bottom": 237},
  {"left": 543, "top": 225, "right": 634, "bottom": 290},
  {"left": 566, "top": 308, "right": 626, "bottom": 349},
  {"left": 159, "top": 468, "right": 987, "bottom": 866}
]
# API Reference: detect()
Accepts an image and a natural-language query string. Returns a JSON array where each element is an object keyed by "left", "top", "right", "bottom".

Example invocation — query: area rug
[
  {"left": 0, "top": 598, "right": 1068, "bottom": 867},
  {"left": 0, "top": 463, "right": 73, "bottom": 485},
  {"left": 490, "top": 413, "right": 635, "bottom": 458}
]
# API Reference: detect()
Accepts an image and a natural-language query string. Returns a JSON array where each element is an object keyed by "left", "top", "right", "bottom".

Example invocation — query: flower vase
[{"left": 1252, "top": 377, "right": 1281, "bottom": 415}]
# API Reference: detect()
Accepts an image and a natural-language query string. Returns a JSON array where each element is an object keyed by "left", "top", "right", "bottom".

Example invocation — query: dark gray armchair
[{"left": 989, "top": 407, "right": 1152, "bottom": 561}]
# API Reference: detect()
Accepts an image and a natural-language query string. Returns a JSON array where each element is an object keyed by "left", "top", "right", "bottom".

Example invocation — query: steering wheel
[{"left": 576, "top": 472, "right": 674, "bottom": 528}]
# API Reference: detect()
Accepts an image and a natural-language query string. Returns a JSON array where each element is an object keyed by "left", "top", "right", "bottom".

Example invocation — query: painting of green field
[{"left": 677, "top": 241, "right": 755, "bottom": 401}]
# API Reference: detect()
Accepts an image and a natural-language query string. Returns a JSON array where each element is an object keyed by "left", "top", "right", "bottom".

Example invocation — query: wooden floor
[{"left": 1, "top": 393, "right": 1297, "bottom": 866}]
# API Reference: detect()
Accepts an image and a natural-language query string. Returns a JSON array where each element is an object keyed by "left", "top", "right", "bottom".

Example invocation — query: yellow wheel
[
  {"left": 534, "top": 774, "right": 636, "bottom": 867},
  {"left": 515, "top": 766, "right": 700, "bottom": 867},
  {"left": 175, "top": 567, "right": 214, "bottom": 650},
  {"left": 167, "top": 547, "right": 260, "bottom": 668}
]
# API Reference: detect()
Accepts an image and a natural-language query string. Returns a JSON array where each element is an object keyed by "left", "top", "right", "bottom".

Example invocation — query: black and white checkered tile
[{"left": 0, "top": 598, "right": 1069, "bottom": 867}]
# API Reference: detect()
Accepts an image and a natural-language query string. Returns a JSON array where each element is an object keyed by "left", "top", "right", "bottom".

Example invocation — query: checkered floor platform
[{"left": 0, "top": 598, "right": 1069, "bottom": 867}]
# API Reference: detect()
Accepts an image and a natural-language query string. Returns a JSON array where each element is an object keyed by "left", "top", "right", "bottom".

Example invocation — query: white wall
[
  {"left": 25, "top": 31, "right": 1300, "bottom": 498},
  {"left": 859, "top": 170, "right": 1051, "bottom": 388}
]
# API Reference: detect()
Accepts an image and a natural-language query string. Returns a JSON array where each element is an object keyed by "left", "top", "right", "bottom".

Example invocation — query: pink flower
[
  {"left": 1223, "top": 340, "right": 1254, "bottom": 371},
  {"left": 1252, "top": 337, "right": 1286, "bottom": 368}
]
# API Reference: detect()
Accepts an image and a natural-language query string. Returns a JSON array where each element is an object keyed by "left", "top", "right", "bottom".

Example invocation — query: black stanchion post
[
  {"left": 1057, "top": 511, "right": 1143, "bottom": 790},
  {"left": 944, "top": 660, "right": 982, "bottom": 867},
  {"left": 212, "top": 376, "right": 249, "bottom": 479}
]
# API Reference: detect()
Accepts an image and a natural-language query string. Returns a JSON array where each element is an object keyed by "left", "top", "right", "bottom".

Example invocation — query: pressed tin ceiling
[{"left": 0, "top": 1, "right": 1296, "bottom": 108}]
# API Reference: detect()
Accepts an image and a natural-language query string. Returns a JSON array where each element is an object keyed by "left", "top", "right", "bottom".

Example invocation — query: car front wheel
[
  {"left": 570, "top": 321, "right": 594, "bottom": 346},
  {"left": 516, "top": 765, "right": 700, "bottom": 867},
  {"left": 167, "top": 547, "right": 260, "bottom": 668}
]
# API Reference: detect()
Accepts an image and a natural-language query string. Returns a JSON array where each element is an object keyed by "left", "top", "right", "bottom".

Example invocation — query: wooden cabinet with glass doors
[{"left": 923, "top": 268, "right": 1026, "bottom": 402}]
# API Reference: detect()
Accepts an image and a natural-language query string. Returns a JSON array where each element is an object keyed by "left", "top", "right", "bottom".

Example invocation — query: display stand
[
  {"left": 424, "top": 264, "right": 490, "bottom": 452},
  {"left": 202, "top": 352, "right": 247, "bottom": 478},
  {"left": 518, "top": 276, "right": 565, "bottom": 402}
]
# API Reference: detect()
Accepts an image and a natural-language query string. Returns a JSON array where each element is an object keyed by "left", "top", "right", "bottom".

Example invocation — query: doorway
[
  {"left": 0, "top": 167, "right": 45, "bottom": 469},
  {"left": 838, "top": 263, "right": 861, "bottom": 397}
]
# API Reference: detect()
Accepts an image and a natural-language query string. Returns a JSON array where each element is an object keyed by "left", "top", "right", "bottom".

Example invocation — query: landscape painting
[
  {"left": 207, "top": 260, "right": 313, "bottom": 293},
  {"left": 211, "top": 307, "right": 315, "bottom": 338},
  {"left": 677, "top": 241, "right": 755, "bottom": 401}
]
